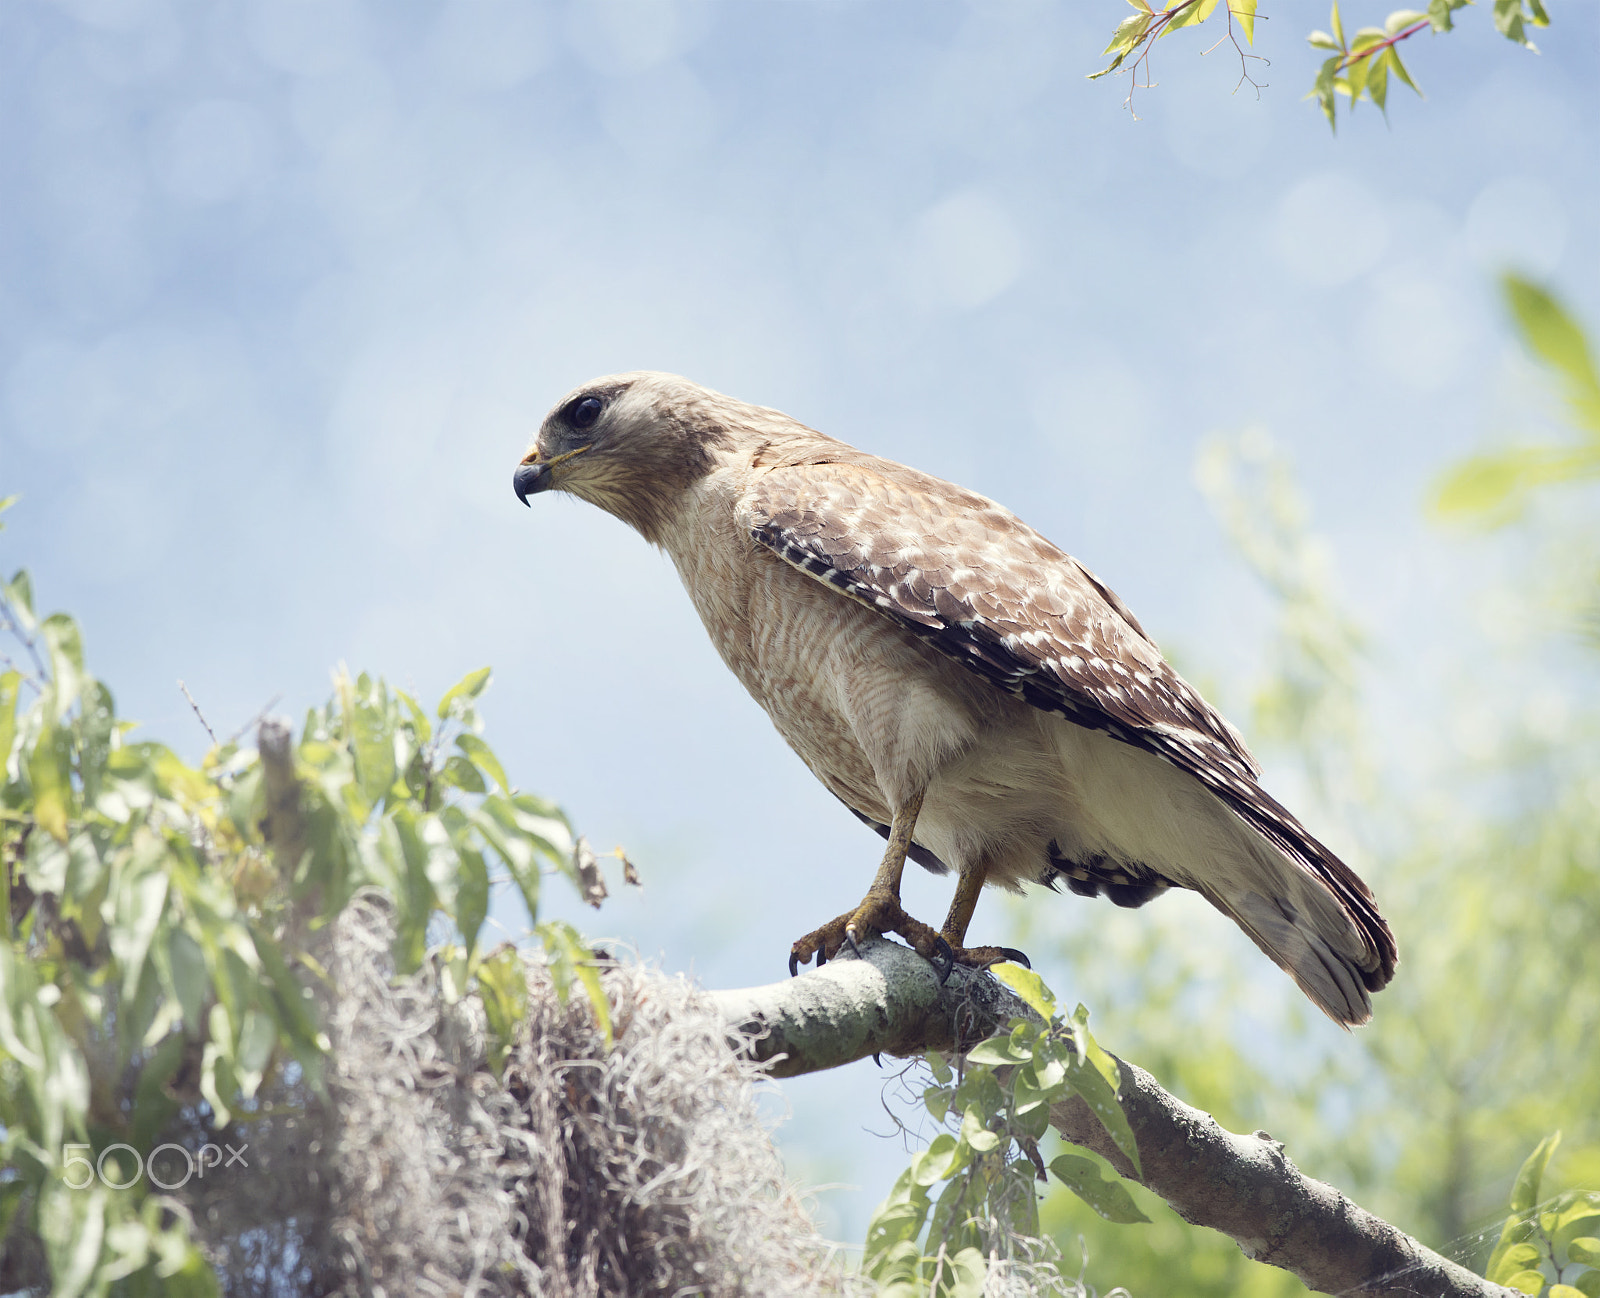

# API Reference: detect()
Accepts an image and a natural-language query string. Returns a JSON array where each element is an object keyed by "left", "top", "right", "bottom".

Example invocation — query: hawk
[{"left": 514, "top": 373, "right": 1397, "bottom": 1026}]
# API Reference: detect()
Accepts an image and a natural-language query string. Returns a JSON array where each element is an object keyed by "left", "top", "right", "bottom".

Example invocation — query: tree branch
[{"left": 714, "top": 938, "right": 1515, "bottom": 1298}]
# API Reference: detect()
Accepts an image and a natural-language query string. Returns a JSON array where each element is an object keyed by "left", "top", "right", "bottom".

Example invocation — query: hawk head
[{"left": 514, "top": 371, "right": 741, "bottom": 544}]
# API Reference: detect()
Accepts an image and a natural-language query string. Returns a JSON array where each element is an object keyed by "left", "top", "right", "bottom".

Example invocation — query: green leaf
[
  {"left": 456, "top": 732, "right": 510, "bottom": 793},
  {"left": 1311, "top": 53, "right": 1342, "bottom": 130},
  {"left": 350, "top": 677, "right": 396, "bottom": 812},
  {"left": 457, "top": 845, "right": 489, "bottom": 958},
  {"left": 966, "top": 1025, "right": 1035, "bottom": 1068},
  {"left": 477, "top": 945, "right": 529, "bottom": 1074},
  {"left": 1389, "top": 47, "right": 1422, "bottom": 95},
  {"left": 1366, "top": 47, "right": 1391, "bottom": 113},
  {"left": 959, "top": 1104, "right": 1001, "bottom": 1154},
  {"left": 29, "top": 718, "right": 74, "bottom": 842},
  {"left": 441, "top": 753, "right": 486, "bottom": 794},
  {"left": 234, "top": 1008, "right": 277, "bottom": 1099},
  {"left": 1512, "top": 1133, "right": 1561, "bottom": 1214},
  {"left": 1504, "top": 1272, "right": 1546, "bottom": 1296},
  {"left": 386, "top": 813, "right": 436, "bottom": 972},
  {"left": 1492, "top": 0, "right": 1538, "bottom": 47},
  {"left": 912, "top": 1132, "right": 968, "bottom": 1186},
  {"left": 1066, "top": 1006, "right": 1140, "bottom": 1177},
  {"left": 991, "top": 963, "right": 1055, "bottom": 1022},
  {"left": 1567, "top": 1237, "right": 1600, "bottom": 1265},
  {"left": 943, "top": 1247, "right": 987, "bottom": 1298},
  {"left": 1101, "top": 11, "right": 1152, "bottom": 57},
  {"left": 1550, "top": 1286, "right": 1589, "bottom": 1298},
  {"left": 40, "top": 614, "right": 84, "bottom": 719},
  {"left": 1049, "top": 1154, "right": 1151, "bottom": 1223},
  {"left": 541, "top": 919, "right": 612, "bottom": 1047},
  {"left": 1490, "top": 1134, "right": 1563, "bottom": 1283},
  {"left": 1232, "top": 0, "right": 1257, "bottom": 44},
  {"left": 1504, "top": 275, "right": 1600, "bottom": 434},
  {"left": 167, "top": 926, "right": 208, "bottom": 1034},
  {"left": 1385, "top": 7, "right": 1427, "bottom": 30},
  {"left": 1431, "top": 447, "right": 1599, "bottom": 525},
  {"left": 1574, "top": 1273, "right": 1600, "bottom": 1298},
  {"left": 1167, "top": 0, "right": 1222, "bottom": 35},
  {"left": 469, "top": 803, "right": 540, "bottom": 925},
  {"left": 1344, "top": 49, "right": 1369, "bottom": 105},
  {"left": 436, "top": 666, "right": 492, "bottom": 720},
  {"left": 1427, "top": 0, "right": 1469, "bottom": 29},
  {"left": 1308, "top": 29, "right": 1340, "bottom": 48},
  {"left": 132, "top": 1031, "right": 187, "bottom": 1148},
  {"left": 0, "top": 668, "right": 21, "bottom": 773},
  {"left": 3, "top": 568, "right": 36, "bottom": 634},
  {"left": 1493, "top": 1244, "right": 1544, "bottom": 1280},
  {"left": 1552, "top": 1193, "right": 1600, "bottom": 1244},
  {"left": 1331, "top": 0, "right": 1346, "bottom": 46},
  {"left": 38, "top": 1182, "right": 108, "bottom": 1298}
]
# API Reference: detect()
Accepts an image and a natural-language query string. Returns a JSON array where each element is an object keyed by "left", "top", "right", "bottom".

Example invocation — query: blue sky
[{"left": 2, "top": 0, "right": 1595, "bottom": 1243}]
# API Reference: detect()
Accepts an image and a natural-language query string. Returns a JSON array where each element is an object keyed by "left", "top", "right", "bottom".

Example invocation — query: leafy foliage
[
  {"left": 1090, "top": 0, "right": 1263, "bottom": 115},
  {"left": 1088, "top": 0, "right": 1551, "bottom": 128},
  {"left": 1305, "top": 0, "right": 1545, "bottom": 128},
  {"left": 1484, "top": 1135, "right": 1600, "bottom": 1297},
  {"left": 1432, "top": 277, "right": 1600, "bottom": 528},
  {"left": 863, "top": 965, "right": 1144, "bottom": 1296},
  {"left": 0, "top": 532, "right": 607, "bottom": 1294}
]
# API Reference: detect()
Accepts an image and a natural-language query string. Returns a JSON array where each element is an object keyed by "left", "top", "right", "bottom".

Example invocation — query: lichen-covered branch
[{"left": 714, "top": 938, "right": 1515, "bottom": 1298}]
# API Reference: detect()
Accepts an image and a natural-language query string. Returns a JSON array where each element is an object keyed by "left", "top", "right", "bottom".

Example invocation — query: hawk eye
[{"left": 566, "top": 395, "right": 603, "bottom": 429}]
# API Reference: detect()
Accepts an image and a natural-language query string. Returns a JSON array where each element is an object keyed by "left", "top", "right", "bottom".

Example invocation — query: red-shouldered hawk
[{"left": 514, "top": 373, "right": 1397, "bottom": 1026}]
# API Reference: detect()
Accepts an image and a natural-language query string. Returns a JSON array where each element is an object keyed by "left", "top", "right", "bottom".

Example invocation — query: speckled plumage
[{"left": 516, "top": 372, "right": 1398, "bottom": 1025}]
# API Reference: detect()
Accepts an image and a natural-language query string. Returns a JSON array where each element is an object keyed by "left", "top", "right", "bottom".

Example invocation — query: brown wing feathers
[{"left": 748, "top": 458, "right": 1397, "bottom": 991}]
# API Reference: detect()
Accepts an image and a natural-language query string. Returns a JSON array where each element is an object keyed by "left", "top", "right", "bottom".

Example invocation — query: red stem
[{"left": 1335, "top": 17, "right": 1430, "bottom": 72}]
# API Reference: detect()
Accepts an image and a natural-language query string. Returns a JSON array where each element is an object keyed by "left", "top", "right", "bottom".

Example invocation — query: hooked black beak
[{"left": 513, "top": 459, "right": 552, "bottom": 506}]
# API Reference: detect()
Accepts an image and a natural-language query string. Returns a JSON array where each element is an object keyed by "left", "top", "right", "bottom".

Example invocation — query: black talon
[
  {"left": 816, "top": 945, "right": 828, "bottom": 967},
  {"left": 932, "top": 936, "right": 956, "bottom": 985},
  {"left": 999, "top": 947, "right": 1032, "bottom": 970},
  {"left": 789, "top": 951, "right": 801, "bottom": 978},
  {"left": 872, "top": 1052, "right": 882, "bottom": 1067},
  {"left": 843, "top": 930, "right": 863, "bottom": 960}
]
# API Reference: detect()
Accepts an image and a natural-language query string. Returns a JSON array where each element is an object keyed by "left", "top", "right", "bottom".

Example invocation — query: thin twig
[
  {"left": 0, "top": 597, "right": 50, "bottom": 688},
  {"left": 178, "top": 680, "right": 219, "bottom": 746},
  {"left": 226, "top": 694, "right": 284, "bottom": 747}
]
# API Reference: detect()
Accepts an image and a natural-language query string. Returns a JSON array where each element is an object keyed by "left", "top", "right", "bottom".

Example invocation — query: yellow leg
[
  {"left": 862, "top": 786, "right": 926, "bottom": 902},
  {"left": 787, "top": 791, "right": 1031, "bottom": 979},
  {"left": 939, "top": 860, "right": 990, "bottom": 948}
]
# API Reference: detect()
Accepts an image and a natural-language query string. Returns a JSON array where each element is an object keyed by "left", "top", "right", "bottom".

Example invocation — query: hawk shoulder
[{"left": 740, "top": 454, "right": 1258, "bottom": 783}]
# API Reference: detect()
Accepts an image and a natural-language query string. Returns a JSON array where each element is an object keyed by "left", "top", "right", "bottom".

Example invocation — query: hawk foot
[{"left": 787, "top": 894, "right": 1030, "bottom": 984}]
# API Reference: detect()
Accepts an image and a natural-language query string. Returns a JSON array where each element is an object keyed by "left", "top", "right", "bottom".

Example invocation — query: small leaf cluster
[
  {"left": 1433, "top": 276, "right": 1600, "bottom": 528},
  {"left": 1307, "top": 0, "right": 1546, "bottom": 129},
  {"left": 1484, "top": 1134, "right": 1600, "bottom": 1298},
  {"left": 862, "top": 967, "right": 1145, "bottom": 1297},
  {"left": 0, "top": 536, "right": 605, "bottom": 1295},
  {"left": 1091, "top": 0, "right": 1259, "bottom": 85}
]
